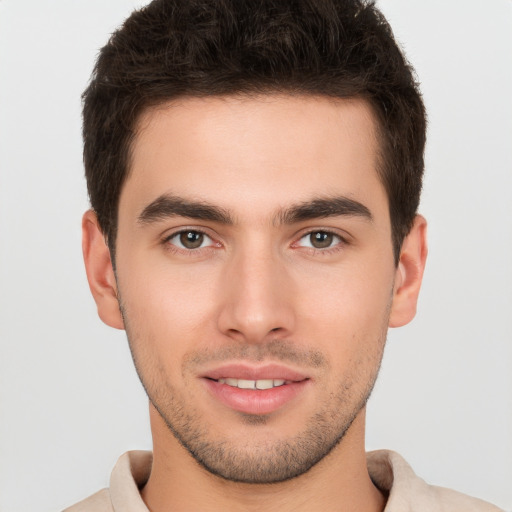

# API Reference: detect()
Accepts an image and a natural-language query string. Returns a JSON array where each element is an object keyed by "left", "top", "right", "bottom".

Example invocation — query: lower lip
[{"left": 203, "top": 379, "right": 309, "bottom": 415}]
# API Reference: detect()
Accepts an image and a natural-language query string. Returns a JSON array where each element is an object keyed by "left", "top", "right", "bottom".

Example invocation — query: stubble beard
[
  {"left": 120, "top": 299, "right": 388, "bottom": 485},
  {"left": 149, "top": 378, "right": 379, "bottom": 484},
  {"left": 125, "top": 340, "right": 386, "bottom": 484}
]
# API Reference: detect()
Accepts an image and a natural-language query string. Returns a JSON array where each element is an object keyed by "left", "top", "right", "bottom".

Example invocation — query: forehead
[{"left": 122, "top": 94, "right": 387, "bottom": 222}]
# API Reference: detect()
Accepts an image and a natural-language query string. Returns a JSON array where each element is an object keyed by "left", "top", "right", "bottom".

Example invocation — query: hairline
[{"left": 105, "top": 90, "right": 402, "bottom": 264}]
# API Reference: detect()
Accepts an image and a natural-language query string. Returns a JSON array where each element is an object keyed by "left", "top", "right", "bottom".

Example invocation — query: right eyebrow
[
  {"left": 277, "top": 196, "right": 373, "bottom": 225},
  {"left": 137, "top": 194, "right": 234, "bottom": 225}
]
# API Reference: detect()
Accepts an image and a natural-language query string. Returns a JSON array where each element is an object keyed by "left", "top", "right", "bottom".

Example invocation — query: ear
[
  {"left": 389, "top": 215, "right": 428, "bottom": 328},
  {"left": 82, "top": 210, "right": 125, "bottom": 330}
]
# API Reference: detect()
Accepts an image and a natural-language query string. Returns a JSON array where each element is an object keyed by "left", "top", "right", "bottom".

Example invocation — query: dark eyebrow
[
  {"left": 137, "top": 195, "right": 233, "bottom": 225},
  {"left": 277, "top": 196, "right": 373, "bottom": 224},
  {"left": 138, "top": 194, "right": 372, "bottom": 227}
]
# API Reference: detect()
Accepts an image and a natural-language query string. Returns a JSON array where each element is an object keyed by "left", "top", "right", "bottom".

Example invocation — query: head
[
  {"left": 83, "top": 0, "right": 426, "bottom": 264},
  {"left": 82, "top": 0, "right": 428, "bottom": 486}
]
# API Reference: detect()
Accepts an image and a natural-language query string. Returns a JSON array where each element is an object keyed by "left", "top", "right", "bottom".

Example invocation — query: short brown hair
[{"left": 83, "top": 0, "right": 426, "bottom": 262}]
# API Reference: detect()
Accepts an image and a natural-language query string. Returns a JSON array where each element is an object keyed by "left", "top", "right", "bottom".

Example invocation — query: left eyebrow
[
  {"left": 137, "top": 195, "right": 233, "bottom": 225},
  {"left": 276, "top": 196, "right": 373, "bottom": 225}
]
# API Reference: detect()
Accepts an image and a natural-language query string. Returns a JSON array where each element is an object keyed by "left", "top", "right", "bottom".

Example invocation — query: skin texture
[{"left": 83, "top": 95, "right": 427, "bottom": 512}]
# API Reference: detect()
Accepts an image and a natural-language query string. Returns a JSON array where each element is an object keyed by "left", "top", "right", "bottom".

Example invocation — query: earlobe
[
  {"left": 389, "top": 215, "right": 428, "bottom": 328},
  {"left": 82, "top": 210, "right": 125, "bottom": 330}
]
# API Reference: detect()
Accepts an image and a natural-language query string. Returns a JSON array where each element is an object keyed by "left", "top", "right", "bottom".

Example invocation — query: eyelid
[
  {"left": 291, "top": 227, "right": 350, "bottom": 251},
  {"left": 162, "top": 226, "right": 221, "bottom": 251}
]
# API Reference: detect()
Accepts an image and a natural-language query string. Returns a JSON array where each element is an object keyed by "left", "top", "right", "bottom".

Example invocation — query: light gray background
[{"left": 1, "top": 1, "right": 511, "bottom": 511}]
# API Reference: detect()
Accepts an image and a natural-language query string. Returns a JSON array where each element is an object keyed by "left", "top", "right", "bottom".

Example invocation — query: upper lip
[{"left": 201, "top": 363, "right": 309, "bottom": 382}]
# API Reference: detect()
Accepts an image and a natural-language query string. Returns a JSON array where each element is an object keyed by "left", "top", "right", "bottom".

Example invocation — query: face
[{"left": 88, "top": 95, "right": 421, "bottom": 483}]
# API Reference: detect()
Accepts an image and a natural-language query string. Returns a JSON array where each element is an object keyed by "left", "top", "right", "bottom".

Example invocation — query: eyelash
[
  {"left": 161, "top": 228, "right": 349, "bottom": 256},
  {"left": 162, "top": 229, "right": 219, "bottom": 255},
  {"left": 293, "top": 229, "right": 348, "bottom": 255}
]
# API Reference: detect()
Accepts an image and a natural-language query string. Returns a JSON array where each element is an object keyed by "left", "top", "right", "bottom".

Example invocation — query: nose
[{"left": 217, "top": 244, "right": 296, "bottom": 344}]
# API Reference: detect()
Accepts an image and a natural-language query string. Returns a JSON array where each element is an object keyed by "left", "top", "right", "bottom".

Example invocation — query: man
[{"left": 66, "top": 0, "right": 503, "bottom": 510}]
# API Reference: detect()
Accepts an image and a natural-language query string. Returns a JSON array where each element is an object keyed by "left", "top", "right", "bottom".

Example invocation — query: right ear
[{"left": 82, "top": 210, "right": 124, "bottom": 330}]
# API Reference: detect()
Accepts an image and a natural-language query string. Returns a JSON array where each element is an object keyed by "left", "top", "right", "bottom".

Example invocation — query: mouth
[
  {"left": 217, "top": 378, "right": 288, "bottom": 389},
  {"left": 201, "top": 364, "right": 310, "bottom": 415}
]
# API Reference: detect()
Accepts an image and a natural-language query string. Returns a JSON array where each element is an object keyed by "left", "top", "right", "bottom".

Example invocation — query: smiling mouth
[
  {"left": 217, "top": 378, "right": 288, "bottom": 390},
  {"left": 203, "top": 372, "right": 310, "bottom": 414}
]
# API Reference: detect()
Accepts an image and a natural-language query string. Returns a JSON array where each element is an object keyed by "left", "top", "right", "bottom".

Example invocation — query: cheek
[
  {"left": 117, "top": 256, "right": 222, "bottom": 347},
  {"left": 296, "top": 256, "right": 393, "bottom": 320},
  {"left": 293, "top": 259, "right": 393, "bottom": 355}
]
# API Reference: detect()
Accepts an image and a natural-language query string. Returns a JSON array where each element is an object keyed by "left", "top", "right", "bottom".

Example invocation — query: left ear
[
  {"left": 82, "top": 210, "right": 125, "bottom": 330},
  {"left": 389, "top": 215, "right": 428, "bottom": 328}
]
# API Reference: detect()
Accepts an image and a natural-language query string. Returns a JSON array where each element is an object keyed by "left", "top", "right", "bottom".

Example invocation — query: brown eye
[
  {"left": 296, "top": 231, "right": 342, "bottom": 250},
  {"left": 168, "top": 230, "right": 212, "bottom": 250},
  {"left": 310, "top": 231, "right": 334, "bottom": 248},
  {"left": 180, "top": 231, "right": 204, "bottom": 249}
]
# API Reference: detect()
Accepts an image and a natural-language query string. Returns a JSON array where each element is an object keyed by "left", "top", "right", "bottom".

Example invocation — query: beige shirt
[{"left": 64, "top": 450, "right": 504, "bottom": 511}]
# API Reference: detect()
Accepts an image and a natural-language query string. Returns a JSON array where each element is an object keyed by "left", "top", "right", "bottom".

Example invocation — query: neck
[{"left": 141, "top": 405, "right": 386, "bottom": 512}]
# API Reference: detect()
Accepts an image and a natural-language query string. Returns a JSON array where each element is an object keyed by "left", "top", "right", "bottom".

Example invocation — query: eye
[
  {"left": 167, "top": 230, "right": 214, "bottom": 250},
  {"left": 297, "top": 231, "right": 343, "bottom": 249}
]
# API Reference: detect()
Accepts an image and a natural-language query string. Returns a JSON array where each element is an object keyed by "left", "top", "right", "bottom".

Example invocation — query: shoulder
[
  {"left": 61, "top": 451, "right": 152, "bottom": 512},
  {"left": 62, "top": 489, "right": 113, "bottom": 512},
  {"left": 367, "top": 450, "right": 505, "bottom": 512},
  {"left": 427, "top": 484, "right": 505, "bottom": 512}
]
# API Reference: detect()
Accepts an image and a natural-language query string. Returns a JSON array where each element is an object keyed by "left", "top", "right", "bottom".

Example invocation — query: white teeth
[
  {"left": 218, "top": 378, "right": 287, "bottom": 389},
  {"left": 238, "top": 379, "right": 256, "bottom": 389},
  {"left": 255, "top": 379, "right": 273, "bottom": 390}
]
